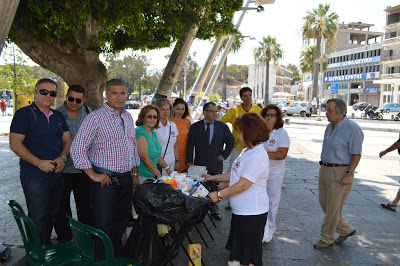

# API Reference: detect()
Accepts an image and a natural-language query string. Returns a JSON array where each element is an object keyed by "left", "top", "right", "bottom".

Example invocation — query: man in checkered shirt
[{"left": 71, "top": 79, "right": 140, "bottom": 261}]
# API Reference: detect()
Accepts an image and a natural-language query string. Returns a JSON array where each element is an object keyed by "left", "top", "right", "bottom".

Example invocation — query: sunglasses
[
  {"left": 145, "top": 114, "right": 158, "bottom": 120},
  {"left": 36, "top": 89, "right": 57, "bottom": 97},
  {"left": 265, "top": 113, "right": 277, "bottom": 118},
  {"left": 67, "top": 96, "right": 83, "bottom": 104},
  {"left": 205, "top": 110, "right": 218, "bottom": 113}
]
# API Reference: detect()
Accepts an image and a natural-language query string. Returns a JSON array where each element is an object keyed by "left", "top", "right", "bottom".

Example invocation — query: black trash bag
[
  {"left": 0, "top": 244, "right": 11, "bottom": 263},
  {"left": 123, "top": 214, "right": 164, "bottom": 266},
  {"left": 133, "top": 182, "right": 210, "bottom": 225}
]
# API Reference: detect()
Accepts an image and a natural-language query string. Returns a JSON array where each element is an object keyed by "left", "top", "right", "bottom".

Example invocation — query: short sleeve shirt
[
  {"left": 229, "top": 144, "right": 270, "bottom": 215},
  {"left": 320, "top": 117, "right": 364, "bottom": 165},
  {"left": 263, "top": 128, "right": 290, "bottom": 173},
  {"left": 10, "top": 102, "right": 69, "bottom": 177},
  {"left": 154, "top": 121, "right": 178, "bottom": 165},
  {"left": 220, "top": 104, "right": 262, "bottom": 150},
  {"left": 136, "top": 125, "right": 162, "bottom": 177}
]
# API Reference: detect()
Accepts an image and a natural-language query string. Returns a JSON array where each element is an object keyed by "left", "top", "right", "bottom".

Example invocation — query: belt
[
  {"left": 92, "top": 166, "right": 131, "bottom": 176},
  {"left": 319, "top": 161, "right": 349, "bottom": 167}
]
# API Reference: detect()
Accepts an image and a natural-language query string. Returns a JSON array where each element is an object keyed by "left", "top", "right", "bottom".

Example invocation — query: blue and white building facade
[{"left": 323, "top": 43, "right": 382, "bottom": 106}]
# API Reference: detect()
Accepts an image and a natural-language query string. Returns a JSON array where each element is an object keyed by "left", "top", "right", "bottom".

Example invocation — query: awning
[{"left": 272, "top": 91, "right": 294, "bottom": 97}]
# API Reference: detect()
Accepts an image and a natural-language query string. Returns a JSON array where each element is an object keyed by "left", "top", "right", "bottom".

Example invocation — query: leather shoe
[
  {"left": 335, "top": 230, "right": 356, "bottom": 244},
  {"left": 313, "top": 240, "right": 333, "bottom": 249},
  {"left": 211, "top": 213, "right": 222, "bottom": 220}
]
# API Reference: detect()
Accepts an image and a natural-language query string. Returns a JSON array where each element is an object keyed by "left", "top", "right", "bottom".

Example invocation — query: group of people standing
[{"left": 9, "top": 77, "right": 367, "bottom": 266}]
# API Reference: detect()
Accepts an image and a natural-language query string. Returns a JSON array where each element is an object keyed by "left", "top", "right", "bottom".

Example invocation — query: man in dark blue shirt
[{"left": 10, "top": 78, "right": 72, "bottom": 245}]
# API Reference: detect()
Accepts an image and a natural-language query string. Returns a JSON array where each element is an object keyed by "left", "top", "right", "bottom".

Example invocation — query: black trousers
[
  {"left": 91, "top": 174, "right": 133, "bottom": 261},
  {"left": 54, "top": 172, "right": 92, "bottom": 242}
]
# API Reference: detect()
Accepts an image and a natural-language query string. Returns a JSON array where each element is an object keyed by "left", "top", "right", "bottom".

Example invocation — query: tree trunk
[
  {"left": 0, "top": 0, "right": 20, "bottom": 56},
  {"left": 10, "top": 15, "right": 107, "bottom": 110},
  {"left": 312, "top": 35, "right": 322, "bottom": 113},
  {"left": 152, "top": 20, "right": 200, "bottom": 104},
  {"left": 222, "top": 57, "right": 227, "bottom": 101},
  {"left": 55, "top": 76, "right": 65, "bottom": 109},
  {"left": 264, "top": 60, "right": 270, "bottom": 107}
]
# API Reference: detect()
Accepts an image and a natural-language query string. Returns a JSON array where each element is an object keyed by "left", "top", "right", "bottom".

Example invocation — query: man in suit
[{"left": 186, "top": 101, "right": 234, "bottom": 219}]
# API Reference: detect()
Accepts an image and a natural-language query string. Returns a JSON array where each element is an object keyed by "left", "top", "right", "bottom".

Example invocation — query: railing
[
  {"left": 383, "top": 36, "right": 400, "bottom": 45},
  {"left": 381, "top": 54, "right": 400, "bottom": 62}
]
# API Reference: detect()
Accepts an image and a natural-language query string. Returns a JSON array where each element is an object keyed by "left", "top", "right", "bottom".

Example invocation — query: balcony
[{"left": 383, "top": 36, "right": 400, "bottom": 48}]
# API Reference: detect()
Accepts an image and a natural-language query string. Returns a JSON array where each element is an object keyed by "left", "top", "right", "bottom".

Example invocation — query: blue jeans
[
  {"left": 20, "top": 174, "right": 64, "bottom": 245},
  {"left": 91, "top": 170, "right": 133, "bottom": 261}
]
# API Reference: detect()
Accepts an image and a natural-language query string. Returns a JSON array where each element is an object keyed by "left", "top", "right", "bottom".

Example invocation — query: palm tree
[
  {"left": 300, "top": 45, "right": 328, "bottom": 74},
  {"left": 300, "top": 45, "right": 327, "bottom": 101},
  {"left": 255, "top": 36, "right": 283, "bottom": 105},
  {"left": 302, "top": 3, "right": 339, "bottom": 112}
]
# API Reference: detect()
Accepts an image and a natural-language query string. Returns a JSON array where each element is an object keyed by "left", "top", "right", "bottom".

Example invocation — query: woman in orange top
[{"left": 171, "top": 98, "right": 191, "bottom": 173}]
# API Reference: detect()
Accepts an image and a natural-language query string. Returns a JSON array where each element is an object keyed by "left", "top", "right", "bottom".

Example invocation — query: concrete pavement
[{"left": 1, "top": 112, "right": 400, "bottom": 265}]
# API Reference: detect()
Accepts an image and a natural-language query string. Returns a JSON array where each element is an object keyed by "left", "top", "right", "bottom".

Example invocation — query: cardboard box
[{"left": 188, "top": 244, "right": 201, "bottom": 266}]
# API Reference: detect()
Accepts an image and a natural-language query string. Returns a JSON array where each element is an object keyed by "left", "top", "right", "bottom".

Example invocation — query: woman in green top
[{"left": 136, "top": 105, "right": 172, "bottom": 184}]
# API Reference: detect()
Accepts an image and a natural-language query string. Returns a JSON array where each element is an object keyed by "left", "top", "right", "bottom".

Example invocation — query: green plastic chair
[
  {"left": 8, "top": 200, "right": 82, "bottom": 266},
  {"left": 68, "top": 216, "right": 141, "bottom": 266}
]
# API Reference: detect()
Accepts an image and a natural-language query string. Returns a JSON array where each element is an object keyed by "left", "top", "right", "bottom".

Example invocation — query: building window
[{"left": 376, "top": 65, "right": 380, "bottom": 72}]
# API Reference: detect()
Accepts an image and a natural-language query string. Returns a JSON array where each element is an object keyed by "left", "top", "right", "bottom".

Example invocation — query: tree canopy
[{"left": 8, "top": 0, "right": 242, "bottom": 108}]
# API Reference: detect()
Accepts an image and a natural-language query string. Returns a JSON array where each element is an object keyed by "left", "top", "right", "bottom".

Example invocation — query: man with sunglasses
[
  {"left": 70, "top": 79, "right": 140, "bottom": 261},
  {"left": 54, "top": 84, "right": 92, "bottom": 243},
  {"left": 186, "top": 101, "right": 234, "bottom": 220},
  {"left": 10, "top": 78, "right": 72, "bottom": 245}
]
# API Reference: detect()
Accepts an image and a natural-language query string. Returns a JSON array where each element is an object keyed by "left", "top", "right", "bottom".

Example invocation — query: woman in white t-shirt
[
  {"left": 260, "top": 105, "right": 290, "bottom": 243},
  {"left": 154, "top": 99, "right": 179, "bottom": 175},
  {"left": 204, "top": 112, "right": 270, "bottom": 266}
]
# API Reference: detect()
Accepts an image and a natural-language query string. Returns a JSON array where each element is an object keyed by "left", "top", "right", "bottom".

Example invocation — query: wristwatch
[
  {"left": 346, "top": 170, "right": 354, "bottom": 176},
  {"left": 60, "top": 154, "right": 68, "bottom": 162},
  {"left": 217, "top": 191, "right": 223, "bottom": 201}
]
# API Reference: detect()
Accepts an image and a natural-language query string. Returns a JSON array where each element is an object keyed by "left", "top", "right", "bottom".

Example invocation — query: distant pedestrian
[
  {"left": 261, "top": 105, "right": 290, "bottom": 243},
  {"left": 1, "top": 99, "right": 6, "bottom": 115},
  {"left": 140, "top": 96, "right": 148, "bottom": 109},
  {"left": 9, "top": 78, "right": 72, "bottom": 245},
  {"left": 204, "top": 112, "right": 270, "bottom": 266},
  {"left": 314, "top": 98, "right": 363, "bottom": 249},
  {"left": 70, "top": 79, "right": 140, "bottom": 261},
  {"left": 171, "top": 98, "right": 191, "bottom": 173},
  {"left": 378, "top": 139, "right": 400, "bottom": 212},
  {"left": 54, "top": 85, "right": 92, "bottom": 243},
  {"left": 217, "top": 105, "right": 224, "bottom": 120}
]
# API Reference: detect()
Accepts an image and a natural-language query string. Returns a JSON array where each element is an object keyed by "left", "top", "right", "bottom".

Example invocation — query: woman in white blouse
[
  {"left": 205, "top": 112, "right": 270, "bottom": 266},
  {"left": 154, "top": 99, "right": 179, "bottom": 175},
  {"left": 261, "top": 104, "right": 290, "bottom": 243}
]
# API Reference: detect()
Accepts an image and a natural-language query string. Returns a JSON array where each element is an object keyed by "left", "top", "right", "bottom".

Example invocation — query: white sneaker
[{"left": 228, "top": 260, "right": 240, "bottom": 266}]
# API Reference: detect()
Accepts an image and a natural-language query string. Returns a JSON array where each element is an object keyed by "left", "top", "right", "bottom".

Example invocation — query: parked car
[
  {"left": 380, "top": 102, "right": 400, "bottom": 113},
  {"left": 352, "top": 102, "right": 371, "bottom": 111},
  {"left": 124, "top": 101, "right": 140, "bottom": 109},
  {"left": 284, "top": 101, "right": 312, "bottom": 117}
]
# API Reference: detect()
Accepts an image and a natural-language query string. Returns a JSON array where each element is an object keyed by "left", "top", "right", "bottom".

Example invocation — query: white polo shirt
[
  {"left": 154, "top": 120, "right": 179, "bottom": 168},
  {"left": 263, "top": 128, "right": 290, "bottom": 173},
  {"left": 229, "top": 144, "right": 270, "bottom": 215}
]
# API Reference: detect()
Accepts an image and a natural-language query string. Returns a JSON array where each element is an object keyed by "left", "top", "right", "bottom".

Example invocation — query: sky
[
  {"left": 135, "top": 0, "right": 400, "bottom": 72},
  {"left": 2, "top": 0, "right": 399, "bottom": 72}
]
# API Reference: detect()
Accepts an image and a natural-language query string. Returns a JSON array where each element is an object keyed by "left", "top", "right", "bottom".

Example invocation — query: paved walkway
[{"left": 1, "top": 111, "right": 400, "bottom": 265}]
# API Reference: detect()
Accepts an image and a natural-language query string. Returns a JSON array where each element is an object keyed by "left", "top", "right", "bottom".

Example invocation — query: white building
[
  {"left": 376, "top": 5, "right": 400, "bottom": 105},
  {"left": 248, "top": 63, "right": 294, "bottom": 103}
]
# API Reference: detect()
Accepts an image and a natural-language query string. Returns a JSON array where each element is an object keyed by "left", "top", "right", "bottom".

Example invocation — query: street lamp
[{"left": 358, "top": 85, "right": 361, "bottom": 102}]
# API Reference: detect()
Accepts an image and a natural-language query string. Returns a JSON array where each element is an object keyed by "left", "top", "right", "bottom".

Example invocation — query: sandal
[{"left": 380, "top": 203, "right": 397, "bottom": 212}]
